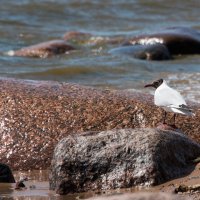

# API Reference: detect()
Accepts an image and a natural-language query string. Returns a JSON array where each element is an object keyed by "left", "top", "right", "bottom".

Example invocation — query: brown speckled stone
[{"left": 0, "top": 78, "right": 199, "bottom": 170}]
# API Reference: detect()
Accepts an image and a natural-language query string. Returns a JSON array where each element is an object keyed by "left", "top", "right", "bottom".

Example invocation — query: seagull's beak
[{"left": 144, "top": 83, "right": 154, "bottom": 88}]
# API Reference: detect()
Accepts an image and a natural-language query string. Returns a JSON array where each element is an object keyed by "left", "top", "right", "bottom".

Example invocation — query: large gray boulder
[{"left": 49, "top": 128, "right": 200, "bottom": 195}]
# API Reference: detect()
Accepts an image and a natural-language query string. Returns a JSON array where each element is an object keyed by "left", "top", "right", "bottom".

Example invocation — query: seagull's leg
[
  {"left": 172, "top": 113, "right": 177, "bottom": 128},
  {"left": 163, "top": 111, "right": 167, "bottom": 124},
  {"left": 173, "top": 114, "right": 176, "bottom": 125}
]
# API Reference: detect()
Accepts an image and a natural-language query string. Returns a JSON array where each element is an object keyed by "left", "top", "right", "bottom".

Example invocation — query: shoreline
[
  {"left": 0, "top": 78, "right": 199, "bottom": 199},
  {"left": 1, "top": 164, "right": 200, "bottom": 199}
]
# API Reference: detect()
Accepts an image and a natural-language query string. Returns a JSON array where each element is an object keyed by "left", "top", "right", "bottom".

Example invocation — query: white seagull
[{"left": 144, "top": 79, "right": 195, "bottom": 127}]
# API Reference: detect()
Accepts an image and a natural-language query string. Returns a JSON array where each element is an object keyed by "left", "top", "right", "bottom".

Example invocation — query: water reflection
[{"left": 0, "top": 170, "right": 101, "bottom": 200}]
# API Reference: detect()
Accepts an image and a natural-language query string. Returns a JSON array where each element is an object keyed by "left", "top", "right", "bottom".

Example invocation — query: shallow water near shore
[
  {"left": 0, "top": 170, "right": 141, "bottom": 200},
  {"left": 1, "top": 164, "right": 200, "bottom": 200}
]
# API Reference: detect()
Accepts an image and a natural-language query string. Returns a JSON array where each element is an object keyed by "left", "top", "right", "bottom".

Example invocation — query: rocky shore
[
  {"left": 0, "top": 78, "right": 199, "bottom": 171},
  {"left": 0, "top": 78, "right": 199, "bottom": 199}
]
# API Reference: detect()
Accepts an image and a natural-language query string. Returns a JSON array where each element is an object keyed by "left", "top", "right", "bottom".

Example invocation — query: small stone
[{"left": 174, "top": 184, "right": 189, "bottom": 193}]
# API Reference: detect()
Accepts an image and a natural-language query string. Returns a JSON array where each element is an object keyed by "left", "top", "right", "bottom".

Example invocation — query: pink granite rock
[{"left": 0, "top": 78, "right": 199, "bottom": 170}]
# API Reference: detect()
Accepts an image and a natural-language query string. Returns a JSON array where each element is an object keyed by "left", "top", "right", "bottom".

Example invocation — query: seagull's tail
[
  {"left": 170, "top": 104, "right": 196, "bottom": 117},
  {"left": 186, "top": 110, "right": 195, "bottom": 117},
  {"left": 180, "top": 104, "right": 195, "bottom": 117}
]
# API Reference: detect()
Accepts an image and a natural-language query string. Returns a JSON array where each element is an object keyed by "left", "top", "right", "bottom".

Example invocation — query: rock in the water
[
  {"left": 121, "top": 27, "right": 200, "bottom": 60},
  {"left": 114, "top": 27, "right": 200, "bottom": 60},
  {"left": 49, "top": 128, "right": 200, "bottom": 195},
  {"left": 0, "top": 163, "right": 15, "bottom": 183},
  {"left": 9, "top": 40, "right": 75, "bottom": 58},
  {"left": 86, "top": 193, "right": 189, "bottom": 200},
  {"left": 109, "top": 44, "right": 171, "bottom": 60}
]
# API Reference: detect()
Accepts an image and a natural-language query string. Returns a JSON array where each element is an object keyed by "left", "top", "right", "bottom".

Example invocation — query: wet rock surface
[
  {"left": 10, "top": 40, "right": 75, "bottom": 58},
  {"left": 0, "top": 78, "right": 199, "bottom": 171},
  {"left": 0, "top": 163, "right": 15, "bottom": 183},
  {"left": 86, "top": 193, "right": 189, "bottom": 200},
  {"left": 128, "top": 27, "right": 200, "bottom": 55},
  {"left": 49, "top": 128, "right": 200, "bottom": 195},
  {"left": 109, "top": 44, "right": 171, "bottom": 60},
  {"left": 115, "top": 27, "right": 200, "bottom": 60},
  {"left": 6, "top": 27, "right": 200, "bottom": 60}
]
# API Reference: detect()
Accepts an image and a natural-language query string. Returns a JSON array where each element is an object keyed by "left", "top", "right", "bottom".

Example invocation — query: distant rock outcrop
[{"left": 49, "top": 128, "right": 200, "bottom": 195}]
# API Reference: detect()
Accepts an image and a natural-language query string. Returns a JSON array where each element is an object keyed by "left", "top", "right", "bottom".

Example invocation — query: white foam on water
[{"left": 5, "top": 50, "right": 15, "bottom": 56}]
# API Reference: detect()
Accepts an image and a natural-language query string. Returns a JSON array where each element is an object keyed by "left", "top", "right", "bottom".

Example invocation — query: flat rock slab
[
  {"left": 49, "top": 128, "right": 200, "bottom": 195},
  {"left": 0, "top": 78, "right": 199, "bottom": 170}
]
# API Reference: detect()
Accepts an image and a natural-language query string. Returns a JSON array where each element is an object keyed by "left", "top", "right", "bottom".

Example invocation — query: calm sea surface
[{"left": 0, "top": 0, "right": 200, "bottom": 199}]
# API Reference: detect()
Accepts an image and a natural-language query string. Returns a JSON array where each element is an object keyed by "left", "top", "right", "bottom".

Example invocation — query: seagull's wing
[
  {"left": 155, "top": 85, "right": 186, "bottom": 107},
  {"left": 155, "top": 85, "right": 195, "bottom": 116}
]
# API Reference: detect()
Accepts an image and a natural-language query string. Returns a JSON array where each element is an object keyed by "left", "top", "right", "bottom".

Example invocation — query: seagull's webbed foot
[
  {"left": 170, "top": 124, "right": 178, "bottom": 129},
  {"left": 157, "top": 123, "right": 178, "bottom": 131}
]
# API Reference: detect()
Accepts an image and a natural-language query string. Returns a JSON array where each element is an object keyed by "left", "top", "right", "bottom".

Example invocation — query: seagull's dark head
[{"left": 144, "top": 79, "right": 164, "bottom": 89}]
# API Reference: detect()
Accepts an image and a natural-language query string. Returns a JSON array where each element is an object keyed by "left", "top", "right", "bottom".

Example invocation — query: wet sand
[
  {"left": 1, "top": 163, "right": 200, "bottom": 200},
  {"left": 150, "top": 162, "right": 200, "bottom": 199}
]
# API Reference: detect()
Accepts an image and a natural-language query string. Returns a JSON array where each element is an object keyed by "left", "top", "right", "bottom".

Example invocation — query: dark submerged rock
[
  {"left": 0, "top": 78, "right": 199, "bottom": 170},
  {"left": 109, "top": 44, "right": 171, "bottom": 60},
  {"left": 49, "top": 128, "right": 200, "bottom": 195},
  {"left": 0, "top": 163, "right": 15, "bottom": 183},
  {"left": 127, "top": 27, "right": 200, "bottom": 55},
  {"left": 11, "top": 39, "right": 75, "bottom": 58}
]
